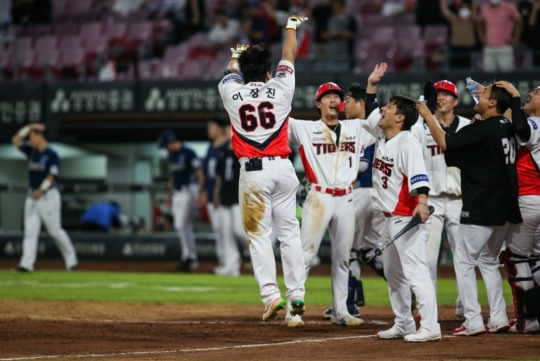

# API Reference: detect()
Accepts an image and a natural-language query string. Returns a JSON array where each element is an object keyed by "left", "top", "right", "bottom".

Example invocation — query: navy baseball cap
[{"left": 157, "top": 129, "right": 176, "bottom": 148}]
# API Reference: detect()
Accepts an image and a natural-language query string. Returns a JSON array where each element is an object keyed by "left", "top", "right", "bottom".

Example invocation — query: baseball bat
[{"left": 374, "top": 205, "right": 435, "bottom": 256}]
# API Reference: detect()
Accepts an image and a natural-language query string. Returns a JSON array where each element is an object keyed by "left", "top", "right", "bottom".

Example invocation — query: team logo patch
[
  {"left": 222, "top": 74, "right": 242, "bottom": 84},
  {"left": 529, "top": 119, "right": 538, "bottom": 130},
  {"left": 276, "top": 65, "right": 293, "bottom": 74},
  {"left": 410, "top": 174, "right": 429, "bottom": 184}
]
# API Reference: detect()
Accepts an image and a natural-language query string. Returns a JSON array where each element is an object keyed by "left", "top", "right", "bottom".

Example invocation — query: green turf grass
[{"left": 0, "top": 270, "right": 513, "bottom": 306}]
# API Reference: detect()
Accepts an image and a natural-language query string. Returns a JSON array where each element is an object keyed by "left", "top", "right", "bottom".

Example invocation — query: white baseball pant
[
  {"left": 454, "top": 223, "right": 509, "bottom": 330},
  {"left": 351, "top": 187, "right": 384, "bottom": 279},
  {"left": 425, "top": 195, "right": 461, "bottom": 290},
  {"left": 238, "top": 157, "right": 305, "bottom": 307},
  {"left": 218, "top": 204, "right": 248, "bottom": 275},
  {"left": 207, "top": 203, "right": 225, "bottom": 267},
  {"left": 172, "top": 188, "right": 197, "bottom": 262},
  {"left": 301, "top": 188, "right": 355, "bottom": 320},
  {"left": 382, "top": 215, "right": 439, "bottom": 334},
  {"left": 19, "top": 188, "right": 77, "bottom": 271}
]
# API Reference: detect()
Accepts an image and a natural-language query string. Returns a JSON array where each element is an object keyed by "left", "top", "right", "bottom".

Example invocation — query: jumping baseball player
[
  {"left": 289, "top": 81, "right": 375, "bottom": 326},
  {"left": 158, "top": 129, "right": 205, "bottom": 272},
  {"left": 11, "top": 123, "right": 78, "bottom": 272},
  {"left": 496, "top": 81, "right": 540, "bottom": 333},
  {"left": 321, "top": 65, "right": 387, "bottom": 320},
  {"left": 418, "top": 83, "right": 521, "bottom": 337},
  {"left": 217, "top": 15, "right": 307, "bottom": 327},
  {"left": 203, "top": 116, "right": 229, "bottom": 274},
  {"left": 363, "top": 96, "right": 441, "bottom": 343},
  {"left": 410, "top": 80, "right": 470, "bottom": 318}
]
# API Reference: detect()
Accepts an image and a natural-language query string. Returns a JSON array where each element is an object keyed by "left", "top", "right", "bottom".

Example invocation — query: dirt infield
[{"left": 0, "top": 261, "right": 539, "bottom": 361}]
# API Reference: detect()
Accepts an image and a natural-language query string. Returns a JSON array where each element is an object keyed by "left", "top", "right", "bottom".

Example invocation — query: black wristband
[{"left": 223, "top": 70, "right": 232, "bottom": 76}]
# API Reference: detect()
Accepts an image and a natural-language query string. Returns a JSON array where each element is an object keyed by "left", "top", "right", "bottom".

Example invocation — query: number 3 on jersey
[{"left": 239, "top": 102, "right": 276, "bottom": 131}]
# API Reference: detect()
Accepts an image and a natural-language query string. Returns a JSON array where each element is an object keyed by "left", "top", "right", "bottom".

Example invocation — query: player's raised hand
[
  {"left": 230, "top": 44, "right": 250, "bottom": 60},
  {"left": 367, "top": 63, "right": 387, "bottom": 87},
  {"left": 286, "top": 15, "right": 307, "bottom": 30}
]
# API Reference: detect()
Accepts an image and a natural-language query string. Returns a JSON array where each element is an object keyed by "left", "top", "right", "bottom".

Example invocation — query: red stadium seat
[
  {"left": 123, "top": 21, "right": 153, "bottom": 53},
  {"left": 153, "top": 60, "right": 180, "bottom": 79}
]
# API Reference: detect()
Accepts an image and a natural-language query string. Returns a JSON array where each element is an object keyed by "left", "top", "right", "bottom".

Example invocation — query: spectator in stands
[
  {"left": 80, "top": 200, "right": 124, "bottom": 232},
  {"left": 161, "top": 0, "right": 208, "bottom": 43},
  {"left": 240, "top": 0, "right": 270, "bottom": 45},
  {"left": 518, "top": 0, "right": 540, "bottom": 67},
  {"left": 415, "top": 0, "right": 444, "bottom": 32},
  {"left": 207, "top": 8, "right": 240, "bottom": 50},
  {"left": 322, "top": 0, "right": 357, "bottom": 70},
  {"left": 477, "top": 0, "right": 522, "bottom": 72},
  {"left": 259, "top": 0, "right": 283, "bottom": 43},
  {"left": 439, "top": 0, "right": 479, "bottom": 69},
  {"left": 310, "top": 0, "right": 332, "bottom": 56}
]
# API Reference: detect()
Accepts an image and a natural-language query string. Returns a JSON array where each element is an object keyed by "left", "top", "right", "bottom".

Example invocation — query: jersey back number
[
  {"left": 502, "top": 138, "right": 516, "bottom": 165},
  {"left": 239, "top": 102, "right": 276, "bottom": 132}
]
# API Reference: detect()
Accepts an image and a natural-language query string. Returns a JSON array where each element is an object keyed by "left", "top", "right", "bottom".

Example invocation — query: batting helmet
[
  {"left": 434, "top": 80, "right": 459, "bottom": 98},
  {"left": 157, "top": 129, "right": 176, "bottom": 148},
  {"left": 315, "top": 82, "right": 344, "bottom": 103}
]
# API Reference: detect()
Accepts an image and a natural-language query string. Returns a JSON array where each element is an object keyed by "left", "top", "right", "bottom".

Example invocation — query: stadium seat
[
  {"left": 123, "top": 21, "right": 153, "bottom": 53},
  {"left": 178, "top": 60, "right": 205, "bottom": 79},
  {"left": 153, "top": 60, "right": 180, "bottom": 79}
]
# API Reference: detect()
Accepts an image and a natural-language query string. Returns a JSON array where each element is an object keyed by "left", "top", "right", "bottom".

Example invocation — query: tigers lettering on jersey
[
  {"left": 426, "top": 143, "right": 443, "bottom": 156},
  {"left": 373, "top": 158, "right": 393, "bottom": 176},
  {"left": 313, "top": 141, "right": 357, "bottom": 155}
]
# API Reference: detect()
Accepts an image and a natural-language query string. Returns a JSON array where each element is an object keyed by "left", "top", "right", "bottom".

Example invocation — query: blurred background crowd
[{"left": 0, "top": 0, "right": 539, "bottom": 82}]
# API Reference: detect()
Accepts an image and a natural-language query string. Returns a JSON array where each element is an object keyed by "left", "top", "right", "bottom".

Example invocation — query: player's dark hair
[
  {"left": 489, "top": 84, "right": 512, "bottom": 114},
  {"left": 347, "top": 83, "right": 367, "bottom": 101},
  {"left": 238, "top": 44, "right": 272, "bottom": 83},
  {"left": 389, "top": 95, "right": 418, "bottom": 131}
]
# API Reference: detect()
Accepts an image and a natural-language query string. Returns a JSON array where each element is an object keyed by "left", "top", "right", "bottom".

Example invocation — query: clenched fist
[
  {"left": 230, "top": 44, "right": 250, "bottom": 60},
  {"left": 286, "top": 15, "right": 307, "bottom": 30}
]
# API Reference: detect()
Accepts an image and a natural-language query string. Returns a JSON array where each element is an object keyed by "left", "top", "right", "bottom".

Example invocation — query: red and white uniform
[
  {"left": 218, "top": 60, "right": 305, "bottom": 308},
  {"left": 362, "top": 109, "right": 440, "bottom": 336},
  {"left": 289, "top": 118, "right": 374, "bottom": 321},
  {"left": 411, "top": 116, "right": 470, "bottom": 291},
  {"left": 506, "top": 116, "right": 540, "bottom": 330}
]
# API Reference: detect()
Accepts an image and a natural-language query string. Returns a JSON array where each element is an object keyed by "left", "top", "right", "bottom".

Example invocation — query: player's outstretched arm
[
  {"left": 417, "top": 101, "right": 447, "bottom": 151},
  {"left": 282, "top": 15, "right": 307, "bottom": 64}
]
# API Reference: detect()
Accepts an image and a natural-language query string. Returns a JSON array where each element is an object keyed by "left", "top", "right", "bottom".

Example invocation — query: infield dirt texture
[{"left": 0, "top": 260, "right": 538, "bottom": 361}]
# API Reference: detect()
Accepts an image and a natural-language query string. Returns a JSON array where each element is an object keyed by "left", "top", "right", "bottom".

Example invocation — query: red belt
[
  {"left": 383, "top": 212, "right": 393, "bottom": 217},
  {"left": 313, "top": 183, "right": 354, "bottom": 197}
]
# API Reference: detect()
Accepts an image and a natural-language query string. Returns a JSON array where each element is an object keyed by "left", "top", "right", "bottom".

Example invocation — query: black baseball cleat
[
  {"left": 179, "top": 258, "right": 198, "bottom": 272},
  {"left": 13, "top": 266, "right": 32, "bottom": 273},
  {"left": 67, "top": 264, "right": 77, "bottom": 272}
]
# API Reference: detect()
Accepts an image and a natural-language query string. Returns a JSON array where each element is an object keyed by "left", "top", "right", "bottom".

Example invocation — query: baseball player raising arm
[
  {"left": 289, "top": 81, "right": 375, "bottom": 326},
  {"left": 495, "top": 80, "right": 540, "bottom": 333},
  {"left": 410, "top": 80, "right": 470, "bottom": 318},
  {"left": 417, "top": 83, "right": 521, "bottom": 336},
  {"left": 363, "top": 96, "right": 441, "bottom": 342},
  {"left": 12, "top": 123, "right": 78, "bottom": 272},
  {"left": 218, "top": 15, "right": 307, "bottom": 327}
]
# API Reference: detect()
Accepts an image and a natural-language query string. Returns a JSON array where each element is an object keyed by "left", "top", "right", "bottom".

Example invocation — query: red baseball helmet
[
  {"left": 434, "top": 80, "right": 459, "bottom": 98},
  {"left": 314, "top": 82, "right": 344, "bottom": 103}
]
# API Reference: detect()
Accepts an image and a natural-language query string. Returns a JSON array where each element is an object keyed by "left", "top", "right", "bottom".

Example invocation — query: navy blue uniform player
[
  {"left": 203, "top": 116, "right": 230, "bottom": 274},
  {"left": 12, "top": 123, "right": 78, "bottom": 272},
  {"left": 158, "top": 129, "right": 205, "bottom": 272}
]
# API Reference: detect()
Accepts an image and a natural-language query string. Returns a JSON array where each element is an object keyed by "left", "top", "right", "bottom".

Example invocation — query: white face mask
[
  {"left": 459, "top": 7, "right": 471, "bottom": 19},
  {"left": 490, "top": 0, "right": 501, "bottom": 5}
]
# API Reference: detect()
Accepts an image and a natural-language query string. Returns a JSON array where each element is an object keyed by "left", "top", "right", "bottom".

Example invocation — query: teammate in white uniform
[
  {"left": 218, "top": 15, "right": 307, "bottom": 327},
  {"left": 418, "top": 84, "right": 521, "bottom": 337},
  {"left": 12, "top": 123, "right": 78, "bottom": 272},
  {"left": 410, "top": 80, "right": 470, "bottom": 318},
  {"left": 289, "top": 82, "right": 375, "bottom": 326},
  {"left": 497, "top": 81, "right": 540, "bottom": 333},
  {"left": 363, "top": 96, "right": 441, "bottom": 343},
  {"left": 321, "top": 65, "right": 388, "bottom": 320}
]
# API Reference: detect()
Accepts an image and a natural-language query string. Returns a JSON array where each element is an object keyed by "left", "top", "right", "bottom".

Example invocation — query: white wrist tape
[
  {"left": 17, "top": 126, "right": 31, "bottom": 138},
  {"left": 39, "top": 179, "right": 52, "bottom": 191}
]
